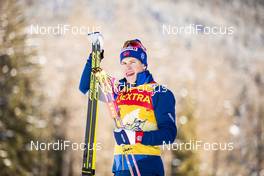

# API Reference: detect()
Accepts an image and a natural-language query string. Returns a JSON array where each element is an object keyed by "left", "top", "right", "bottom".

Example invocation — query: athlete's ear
[{"left": 142, "top": 64, "right": 147, "bottom": 70}]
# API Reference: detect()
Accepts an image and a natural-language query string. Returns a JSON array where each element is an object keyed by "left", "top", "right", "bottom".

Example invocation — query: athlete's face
[{"left": 121, "top": 57, "right": 146, "bottom": 84}]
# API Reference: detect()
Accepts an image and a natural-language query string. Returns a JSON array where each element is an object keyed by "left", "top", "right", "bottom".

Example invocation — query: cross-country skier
[{"left": 79, "top": 39, "right": 177, "bottom": 176}]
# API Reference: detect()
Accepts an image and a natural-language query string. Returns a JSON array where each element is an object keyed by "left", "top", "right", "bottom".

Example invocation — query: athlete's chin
[{"left": 126, "top": 76, "right": 136, "bottom": 84}]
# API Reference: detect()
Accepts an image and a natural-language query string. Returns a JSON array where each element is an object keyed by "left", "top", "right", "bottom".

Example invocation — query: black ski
[{"left": 82, "top": 32, "right": 103, "bottom": 176}]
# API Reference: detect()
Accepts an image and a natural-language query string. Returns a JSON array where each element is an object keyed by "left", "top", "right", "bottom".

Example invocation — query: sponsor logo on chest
[{"left": 116, "top": 89, "right": 153, "bottom": 109}]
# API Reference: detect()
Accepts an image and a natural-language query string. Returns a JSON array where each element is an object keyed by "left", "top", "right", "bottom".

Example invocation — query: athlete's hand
[{"left": 114, "top": 128, "right": 144, "bottom": 145}]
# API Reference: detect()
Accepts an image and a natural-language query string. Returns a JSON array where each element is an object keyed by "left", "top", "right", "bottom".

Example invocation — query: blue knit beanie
[{"left": 120, "top": 39, "right": 147, "bottom": 66}]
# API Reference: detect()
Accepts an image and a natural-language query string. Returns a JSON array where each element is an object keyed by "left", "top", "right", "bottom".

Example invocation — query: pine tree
[{"left": 0, "top": 1, "right": 61, "bottom": 175}]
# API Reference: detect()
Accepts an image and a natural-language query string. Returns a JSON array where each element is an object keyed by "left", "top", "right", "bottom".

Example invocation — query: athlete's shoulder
[
  {"left": 152, "top": 83, "right": 175, "bottom": 96},
  {"left": 152, "top": 84, "right": 176, "bottom": 107}
]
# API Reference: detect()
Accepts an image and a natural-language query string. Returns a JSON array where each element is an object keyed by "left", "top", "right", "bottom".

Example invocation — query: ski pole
[{"left": 95, "top": 70, "right": 141, "bottom": 176}]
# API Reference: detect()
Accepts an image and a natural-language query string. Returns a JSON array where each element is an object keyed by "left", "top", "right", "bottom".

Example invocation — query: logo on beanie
[
  {"left": 123, "top": 51, "right": 130, "bottom": 57},
  {"left": 141, "top": 53, "right": 145, "bottom": 60},
  {"left": 121, "top": 47, "right": 138, "bottom": 52}
]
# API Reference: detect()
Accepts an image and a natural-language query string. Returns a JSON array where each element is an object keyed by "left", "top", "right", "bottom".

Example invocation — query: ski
[{"left": 82, "top": 32, "right": 103, "bottom": 176}]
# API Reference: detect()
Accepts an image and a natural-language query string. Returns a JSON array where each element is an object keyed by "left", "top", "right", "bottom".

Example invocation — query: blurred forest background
[{"left": 0, "top": 0, "right": 263, "bottom": 176}]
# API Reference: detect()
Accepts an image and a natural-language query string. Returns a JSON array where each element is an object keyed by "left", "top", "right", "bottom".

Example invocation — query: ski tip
[
  {"left": 88, "top": 31, "right": 100, "bottom": 36},
  {"left": 88, "top": 32, "right": 104, "bottom": 48}
]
